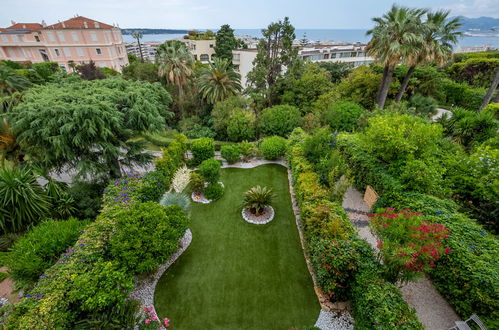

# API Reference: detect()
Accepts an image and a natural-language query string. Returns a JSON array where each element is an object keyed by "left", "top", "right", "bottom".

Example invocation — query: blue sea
[{"left": 123, "top": 29, "right": 499, "bottom": 48}]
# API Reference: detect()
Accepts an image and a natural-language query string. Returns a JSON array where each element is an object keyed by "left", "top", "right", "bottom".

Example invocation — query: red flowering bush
[{"left": 369, "top": 208, "right": 450, "bottom": 283}]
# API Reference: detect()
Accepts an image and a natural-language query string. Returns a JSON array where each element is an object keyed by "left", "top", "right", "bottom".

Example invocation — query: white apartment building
[
  {"left": 233, "top": 42, "right": 373, "bottom": 88},
  {"left": 183, "top": 39, "right": 216, "bottom": 63},
  {"left": 125, "top": 41, "right": 160, "bottom": 62}
]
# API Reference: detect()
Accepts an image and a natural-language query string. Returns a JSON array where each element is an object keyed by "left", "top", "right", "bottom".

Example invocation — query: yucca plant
[
  {"left": 0, "top": 166, "right": 50, "bottom": 233},
  {"left": 242, "top": 186, "right": 274, "bottom": 216}
]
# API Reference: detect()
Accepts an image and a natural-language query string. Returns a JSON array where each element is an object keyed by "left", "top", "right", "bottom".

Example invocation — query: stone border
[
  {"left": 191, "top": 182, "right": 224, "bottom": 204},
  {"left": 242, "top": 206, "right": 275, "bottom": 225},
  {"left": 131, "top": 229, "right": 192, "bottom": 329}
]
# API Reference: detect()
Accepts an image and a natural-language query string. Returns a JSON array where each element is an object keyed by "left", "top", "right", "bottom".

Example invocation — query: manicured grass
[{"left": 154, "top": 164, "right": 319, "bottom": 329}]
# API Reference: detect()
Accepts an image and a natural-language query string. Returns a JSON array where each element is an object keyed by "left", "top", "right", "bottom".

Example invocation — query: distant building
[
  {"left": 455, "top": 45, "right": 495, "bottom": 53},
  {"left": 183, "top": 39, "right": 216, "bottom": 63},
  {"left": 233, "top": 42, "right": 374, "bottom": 89},
  {"left": 125, "top": 41, "right": 160, "bottom": 62},
  {"left": 0, "top": 16, "right": 128, "bottom": 72}
]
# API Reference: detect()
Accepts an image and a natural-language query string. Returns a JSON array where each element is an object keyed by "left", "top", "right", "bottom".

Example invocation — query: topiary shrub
[
  {"left": 3, "top": 218, "right": 90, "bottom": 290},
  {"left": 258, "top": 105, "right": 301, "bottom": 137},
  {"left": 221, "top": 145, "right": 241, "bottom": 164},
  {"left": 323, "top": 101, "right": 365, "bottom": 132},
  {"left": 109, "top": 202, "right": 189, "bottom": 274},
  {"left": 198, "top": 158, "right": 221, "bottom": 184},
  {"left": 189, "top": 172, "right": 205, "bottom": 193},
  {"left": 190, "top": 137, "right": 215, "bottom": 165},
  {"left": 260, "top": 136, "right": 287, "bottom": 160},
  {"left": 204, "top": 183, "right": 224, "bottom": 201}
]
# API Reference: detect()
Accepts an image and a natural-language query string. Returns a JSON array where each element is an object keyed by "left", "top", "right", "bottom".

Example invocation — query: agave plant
[
  {"left": 242, "top": 186, "right": 274, "bottom": 216},
  {"left": 160, "top": 192, "right": 191, "bottom": 215}
]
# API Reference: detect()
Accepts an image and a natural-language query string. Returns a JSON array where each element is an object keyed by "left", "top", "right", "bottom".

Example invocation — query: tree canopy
[{"left": 11, "top": 77, "right": 172, "bottom": 180}]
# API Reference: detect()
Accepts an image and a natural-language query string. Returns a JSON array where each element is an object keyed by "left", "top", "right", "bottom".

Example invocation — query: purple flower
[
  {"left": 437, "top": 210, "right": 442, "bottom": 214},
  {"left": 80, "top": 243, "right": 85, "bottom": 247},
  {"left": 40, "top": 274, "right": 46, "bottom": 278},
  {"left": 480, "top": 232, "right": 485, "bottom": 235}
]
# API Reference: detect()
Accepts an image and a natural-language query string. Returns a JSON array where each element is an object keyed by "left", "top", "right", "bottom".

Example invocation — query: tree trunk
[
  {"left": 377, "top": 65, "right": 394, "bottom": 109},
  {"left": 109, "top": 156, "right": 122, "bottom": 179},
  {"left": 395, "top": 65, "right": 416, "bottom": 103},
  {"left": 494, "top": 89, "right": 499, "bottom": 103},
  {"left": 137, "top": 39, "right": 144, "bottom": 62},
  {"left": 479, "top": 67, "right": 499, "bottom": 111}
]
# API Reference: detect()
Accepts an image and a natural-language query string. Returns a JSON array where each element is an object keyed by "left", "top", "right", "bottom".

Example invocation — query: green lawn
[{"left": 154, "top": 164, "right": 319, "bottom": 329}]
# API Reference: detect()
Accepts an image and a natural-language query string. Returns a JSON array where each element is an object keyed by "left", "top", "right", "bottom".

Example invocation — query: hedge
[
  {"left": 440, "top": 79, "right": 486, "bottom": 110},
  {"left": 287, "top": 137, "right": 422, "bottom": 328},
  {"left": 143, "top": 132, "right": 231, "bottom": 151},
  {"left": 376, "top": 192, "right": 499, "bottom": 328},
  {"left": 3, "top": 163, "right": 186, "bottom": 328}
]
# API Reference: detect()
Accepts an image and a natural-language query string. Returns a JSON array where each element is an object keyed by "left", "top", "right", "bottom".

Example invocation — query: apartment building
[
  {"left": 0, "top": 16, "right": 129, "bottom": 72},
  {"left": 233, "top": 42, "right": 373, "bottom": 88},
  {"left": 125, "top": 41, "right": 160, "bottom": 62},
  {"left": 183, "top": 39, "right": 215, "bottom": 63}
]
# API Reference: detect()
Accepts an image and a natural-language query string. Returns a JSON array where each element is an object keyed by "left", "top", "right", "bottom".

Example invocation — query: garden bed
[{"left": 242, "top": 206, "right": 275, "bottom": 224}]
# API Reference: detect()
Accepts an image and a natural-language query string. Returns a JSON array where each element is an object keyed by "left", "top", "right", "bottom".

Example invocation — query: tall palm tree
[
  {"left": 395, "top": 11, "right": 461, "bottom": 103},
  {"left": 156, "top": 40, "right": 194, "bottom": 100},
  {"left": 132, "top": 31, "right": 144, "bottom": 62},
  {"left": 0, "top": 66, "right": 30, "bottom": 96},
  {"left": 0, "top": 118, "right": 24, "bottom": 165},
  {"left": 198, "top": 58, "right": 242, "bottom": 105},
  {"left": 366, "top": 5, "right": 426, "bottom": 109}
]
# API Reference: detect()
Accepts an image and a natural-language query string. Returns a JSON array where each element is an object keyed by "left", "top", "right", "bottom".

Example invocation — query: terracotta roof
[
  {"left": 6, "top": 23, "right": 43, "bottom": 31},
  {"left": 44, "top": 16, "right": 114, "bottom": 30}
]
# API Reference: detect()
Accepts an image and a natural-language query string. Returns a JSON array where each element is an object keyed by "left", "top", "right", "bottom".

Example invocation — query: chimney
[
  {"left": 41, "top": 20, "right": 47, "bottom": 27},
  {"left": 62, "top": 21, "right": 66, "bottom": 28},
  {"left": 11, "top": 20, "right": 16, "bottom": 25},
  {"left": 83, "top": 21, "right": 88, "bottom": 29},
  {"left": 94, "top": 21, "right": 100, "bottom": 28},
  {"left": 22, "top": 24, "right": 26, "bottom": 29}
]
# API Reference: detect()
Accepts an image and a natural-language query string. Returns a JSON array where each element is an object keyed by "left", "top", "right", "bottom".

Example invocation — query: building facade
[
  {"left": 125, "top": 41, "right": 160, "bottom": 62},
  {"left": 232, "top": 49, "right": 258, "bottom": 88},
  {"left": 184, "top": 39, "right": 215, "bottom": 63},
  {"left": 0, "top": 16, "right": 129, "bottom": 72}
]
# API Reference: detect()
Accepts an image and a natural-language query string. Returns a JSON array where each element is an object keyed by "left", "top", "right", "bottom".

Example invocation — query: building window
[
  {"left": 64, "top": 48, "right": 71, "bottom": 56},
  {"left": 59, "top": 64, "right": 66, "bottom": 72},
  {"left": 331, "top": 53, "right": 337, "bottom": 59},
  {"left": 200, "top": 54, "right": 209, "bottom": 61},
  {"left": 234, "top": 64, "right": 240, "bottom": 71},
  {"left": 96, "top": 48, "right": 102, "bottom": 55},
  {"left": 117, "top": 47, "right": 121, "bottom": 55},
  {"left": 99, "top": 62, "right": 106, "bottom": 67},
  {"left": 209, "top": 44, "right": 214, "bottom": 48},
  {"left": 54, "top": 49, "right": 60, "bottom": 56},
  {"left": 90, "top": 32, "right": 97, "bottom": 41},
  {"left": 57, "top": 32, "right": 65, "bottom": 42},
  {"left": 34, "top": 35, "right": 40, "bottom": 42},
  {"left": 71, "top": 32, "right": 79, "bottom": 41},
  {"left": 8, "top": 49, "right": 15, "bottom": 57},
  {"left": 193, "top": 54, "right": 197, "bottom": 61},
  {"left": 46, "top": 32, "right": 55, "bottom": 42},
  {"left": 39, "top": 49, "right": 49, "bottom": 62},
  {"left": 12, "top": 35, "right": 19, "bottom": 42},
  {"left": 233, "top": 54, "right": 240, "bottom": 61},
  {"left": 110, "top": 47, "right": 116, "bottom": 56},
  {"left": 324, "top": 54, "right": 329, "bottom": 59},
  {"left": 340, "top": 52, "right": 351, "bottom": 58},
  {"left": 77, "top": 48, "right": 84, "bottom": 56},
  {"left": 1, "top": 35, "right": 8, "bottom": 42}
]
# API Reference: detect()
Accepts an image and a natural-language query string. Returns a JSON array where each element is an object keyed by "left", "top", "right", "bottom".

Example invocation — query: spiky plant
[
  {"left": 242, "top": 186, "right": 274, "bottom": 216},
  {"left": 160, "top": 192, "right": 191, "bottom": 215}
]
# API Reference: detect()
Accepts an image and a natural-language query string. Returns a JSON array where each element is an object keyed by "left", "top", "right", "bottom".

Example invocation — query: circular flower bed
[
  {"left": 191, "top": 182, "right": 224, "bottom": 204},
  {"left": 242, "top": 206, "right": 275, "bottom": 225}
]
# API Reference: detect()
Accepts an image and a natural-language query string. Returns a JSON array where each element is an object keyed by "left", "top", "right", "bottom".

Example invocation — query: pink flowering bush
[
  {"left": 369, "top": 208, "right": 450, "bottom": 284},
  {"left": 139, "top": 306, "right": 170, "bottom": 329}
]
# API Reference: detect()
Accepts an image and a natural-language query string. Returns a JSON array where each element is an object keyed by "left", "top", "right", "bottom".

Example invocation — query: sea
[{"left": 122, "top": 29, "right": 499, "bottom": 49}]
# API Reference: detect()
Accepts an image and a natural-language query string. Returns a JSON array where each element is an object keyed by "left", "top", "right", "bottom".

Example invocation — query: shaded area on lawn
[{"left": 154, "top": 164, "right": 319, "bottom": 329}]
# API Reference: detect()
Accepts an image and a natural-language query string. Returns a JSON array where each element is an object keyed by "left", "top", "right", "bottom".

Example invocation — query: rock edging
[
  {"left": 242, "top": 206, "right": 275, "bottom": 224},
  {"left": 131, "top": 229, "right": 192, "bottom": 328}
]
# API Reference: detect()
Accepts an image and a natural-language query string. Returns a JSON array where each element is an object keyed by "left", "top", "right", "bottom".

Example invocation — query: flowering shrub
[
  {"left": 171, "top": 165, "right": 190, "bottom": 193},
  {"left": 369, "top": 208, "right": 450, "bottom": 284},
  {"left": 139, "top": 306, "right": 170, "bottom": 329},
  {"left": 102, "top": 171, "right": 168, "bottom": 205}
]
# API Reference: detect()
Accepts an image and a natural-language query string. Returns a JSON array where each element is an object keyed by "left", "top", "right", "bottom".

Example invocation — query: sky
[{"left": 1, "top": 0, "right": 499, "bottom": 29}]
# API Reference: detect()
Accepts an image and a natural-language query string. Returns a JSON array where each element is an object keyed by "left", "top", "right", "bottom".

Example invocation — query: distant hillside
[
  {"left": 454, "top": 16, "right": 499, "bottom": 31},
  {"left": 121, "top": 28, "right": 189, "bottom": 35}
]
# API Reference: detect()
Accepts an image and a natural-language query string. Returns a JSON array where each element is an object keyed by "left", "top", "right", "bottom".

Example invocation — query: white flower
[{"left": 171, "top": 165, "right": 191, "bottom": 193}]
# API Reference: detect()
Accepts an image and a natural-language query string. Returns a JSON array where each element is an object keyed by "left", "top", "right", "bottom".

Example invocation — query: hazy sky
[{"left": 2, "top": 0, "right": 499, "bottom": 29}]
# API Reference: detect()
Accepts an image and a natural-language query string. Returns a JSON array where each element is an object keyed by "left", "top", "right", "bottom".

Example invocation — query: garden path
[{"left": 342, "top": 187, "right": 461, "bottom": 330}]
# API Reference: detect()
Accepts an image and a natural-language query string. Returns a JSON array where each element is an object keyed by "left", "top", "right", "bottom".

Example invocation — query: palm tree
[
  {"left": 366, "top": 5, "right": 426, "bottom": 109},
  {"left": 479, "top": 66, "right": 499, "bottom": 111},
  {"left": 395, "top": 11, "right": 461, "bottom": 103},
  {"left": 0, "top": 118, "right": 24, "bottom": 165},
  {"left": 156, "top": 40, "right": 194, "bottom": 100},
  {"left": 198, "top": 58, "right": 242, "bottom": 105},
  {"left": 0, "top": 66, "right": 30, "bottom": 96},
  {"left": 132, "top": 31, "right": 144, "bottom": 62}
]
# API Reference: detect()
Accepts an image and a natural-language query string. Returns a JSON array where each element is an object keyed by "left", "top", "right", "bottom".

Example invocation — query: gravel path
[
  {"left": 315, "top": 310, "right": 354, "bottom": 330},
  {"left": 342, "top": 187, "right": 461, "bottom": 330},
  {"left": 432, "top": 108, "right": 452, "bottom": 122}
]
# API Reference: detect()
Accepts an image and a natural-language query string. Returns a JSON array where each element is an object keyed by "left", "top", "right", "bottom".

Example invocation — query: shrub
[
  {"left": 238, "top": 141, "right": 256, "bottom": 160},
  {"left": 260, "top": 136, "right": 287, "bottom": 160},
  {"left": 3, "top": 218, "right": 89, "bottom": 290},
  {"left": 198, "top": 158, "right": 221, "bottom": 183},
  {"left": 0, "top": 167, "right": 50, "bottom": 234},
  {"left": 190, "top": 137, "right": 215, "bottom": 165},
  {"left": 189, "top": 172, "right": 205, "bottom": 194},
  {"left": 226, "top": 109, "right": 256, "bottom": 142},
  {"left": 408, "top": 94, "right": 437, "bottom": 117},
  {"left": 301, "top": 113, "right": 321, "bottom": 133},
  {"left": 68, "top": 181, "right": 104, "bottom": 219},
  {"left": 103, "top": 171, "right": 167, "bottom": 204},
  {"left": 154, "top": 133, "right": 186, "bottom": 182},
  {"left": 204, "top": 183, "right": 224, "bottom": 200},
  {"left": 441, "top": 79, "right": 485, "bottom": 110},
  {"left": 483, "top": 102, "right": 499, "bottom": 119},
  {"left": 303, "top": 127, "right": 335, "bottom": 165},
  {"left": 258, "top": 105, "right": 301, "bottom": 137},
  {"left": 160, "top": 192, "right": 191, "bottom": 214},
  {"left": 221, "top": 145, "right": 241, "bottom": 164},
  {"left": 242, "top": 186, "right": 274, "bottom": 215},
  {"left": 109, "top": 202, "right": 188, "bottom": 274},
  {"left": 211, "top": 95, "right": 250, "bottom": 140},
  {"left": 323, "top": 101, "right": 365, "bottom": 132},
  {"left": 186, "top": 124, "right": 216, "bottom": 139}
]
